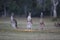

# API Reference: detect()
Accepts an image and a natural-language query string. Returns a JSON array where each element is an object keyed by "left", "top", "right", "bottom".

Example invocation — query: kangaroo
[
  {"left": 27, "top": 12, "right": 32, "bottom": 29},
  {"left": 11, "top": 19, "right": 18, "bottom": 29}
]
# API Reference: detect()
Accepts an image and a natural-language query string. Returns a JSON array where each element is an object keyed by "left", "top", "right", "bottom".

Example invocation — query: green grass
[
  {"left": 0, "top": 17, "right": 60, "bottom": 32},
  {"left": 0, "top": 17, "right": 60, "bottom": 40}
]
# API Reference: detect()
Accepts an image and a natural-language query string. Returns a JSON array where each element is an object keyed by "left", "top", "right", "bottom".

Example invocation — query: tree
[{"left": 51, "top": 0, "right": 59, "bottom": 18}]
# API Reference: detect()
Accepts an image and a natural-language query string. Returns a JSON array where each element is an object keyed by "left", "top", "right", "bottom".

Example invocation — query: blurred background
[{"left": 0, "top": 0, "right": 60, "bottom": 18}]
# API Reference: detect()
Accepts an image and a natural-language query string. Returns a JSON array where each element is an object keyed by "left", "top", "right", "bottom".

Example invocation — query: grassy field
[{"left": 0, "top": 17, "right": 60, "bottom": 40}]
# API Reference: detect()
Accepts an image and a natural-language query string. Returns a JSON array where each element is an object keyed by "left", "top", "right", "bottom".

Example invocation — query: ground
[{"left": 0, "top": 17, "right": 60, "bottom": 40}]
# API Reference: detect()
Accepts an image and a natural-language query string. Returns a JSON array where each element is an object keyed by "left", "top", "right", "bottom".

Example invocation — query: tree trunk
[
  {"left": 4, "top": 4, "right": 7, "bottom": 17},
  {"left": 24, "top": 5, "right": 27, "bottom": 17},
  {"left": 50, "top": 6, "right": 53, "bottom": 17},
  {"left": 52, "top": 0, "right": 58, "bottom": 18},
  {"left": 53, "top": 8, "right": 57, "bottom": 18}
]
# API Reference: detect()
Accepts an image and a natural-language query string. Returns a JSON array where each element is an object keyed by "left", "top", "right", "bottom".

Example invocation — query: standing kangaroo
[
  {"left": 27, "top": 12, "right": 32, "bottom": 29},
  {"left": 11, "top": 13, "right": 18, "bottom": 29},
  {"left": 11, "top": 18, "right": 18, "bottom": 29}
]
